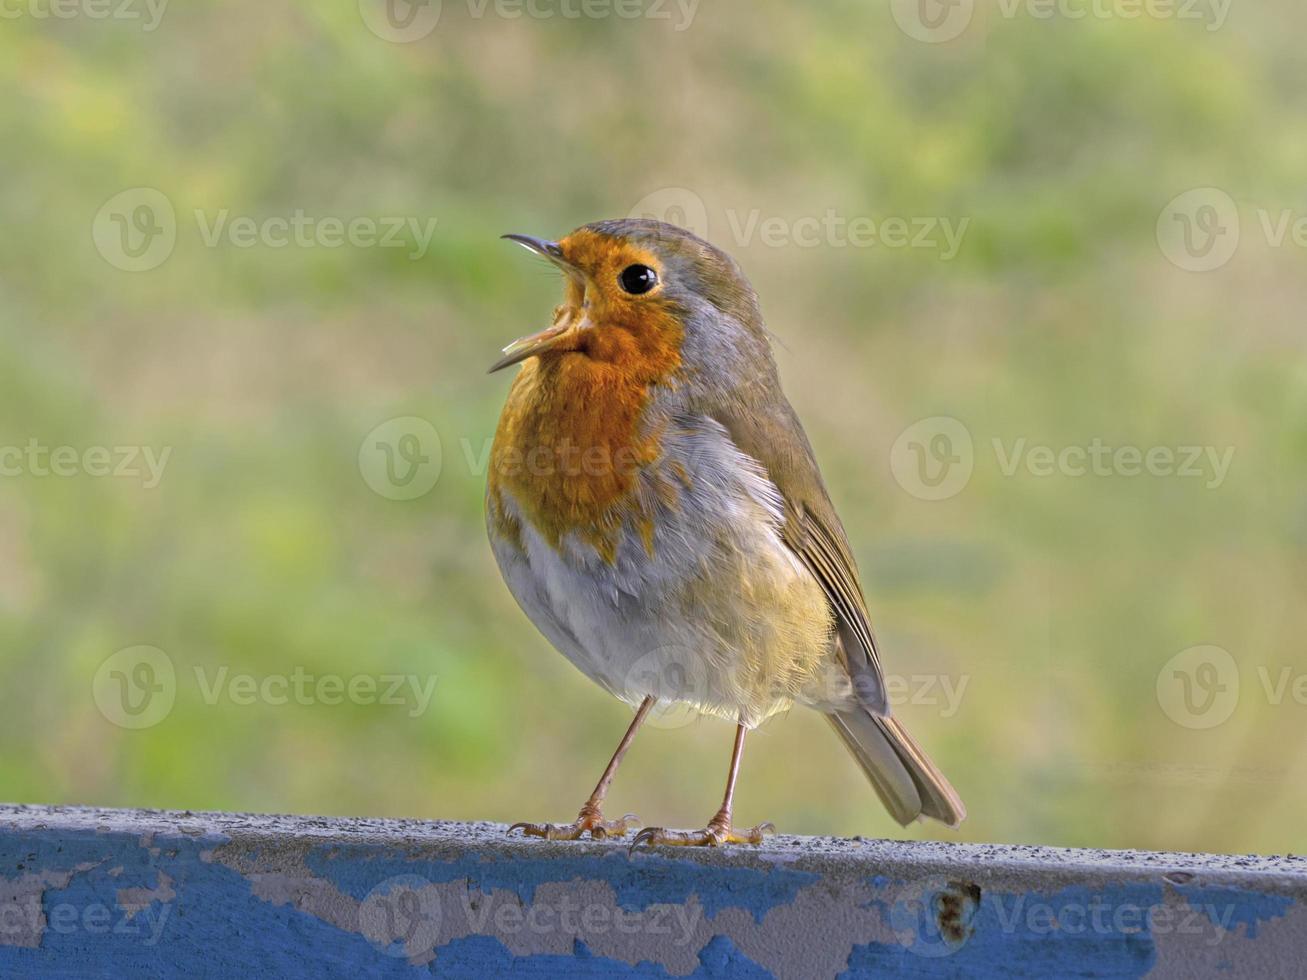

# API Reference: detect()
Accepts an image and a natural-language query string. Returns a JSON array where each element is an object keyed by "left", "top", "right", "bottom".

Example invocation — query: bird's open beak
[
  {"left": 488, "top": 321, "right": 573, "bottom": 374},
  {"left": 490, "top": 234, "right": 586, "bottom": 374},
  {"left": 502, "top": 233, "right": 570, "bottom": 268}
]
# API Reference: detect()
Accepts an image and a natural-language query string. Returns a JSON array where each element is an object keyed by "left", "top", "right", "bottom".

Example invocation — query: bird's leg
[
  {"left": 631, "top": 723, "right": 775, "bottom": 849},
  {"left": 510, "top": 696, "right": 653, "bottom": 841}
]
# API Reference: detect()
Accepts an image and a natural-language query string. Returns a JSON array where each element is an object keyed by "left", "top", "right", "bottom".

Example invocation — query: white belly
[{"left": 487, "top": 416, "right": 839, "bottom": 727}]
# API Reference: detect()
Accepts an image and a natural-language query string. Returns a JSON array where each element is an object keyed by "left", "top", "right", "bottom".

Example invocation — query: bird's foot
[
  {"left": 509, "top": 802, "right": 639, "bottom": 841},
  {"left": 630, "top": 812, "right": 775, "bottom": 850}
]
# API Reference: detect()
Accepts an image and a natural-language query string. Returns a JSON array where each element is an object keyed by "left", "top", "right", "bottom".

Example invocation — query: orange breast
[{"left": 488, "top": 317, "right": 682, "bottom": 563}]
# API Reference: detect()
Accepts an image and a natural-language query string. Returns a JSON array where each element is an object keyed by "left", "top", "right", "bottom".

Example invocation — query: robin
[{"left": 486, "top": 219, "right": 965, "bottom": 847}]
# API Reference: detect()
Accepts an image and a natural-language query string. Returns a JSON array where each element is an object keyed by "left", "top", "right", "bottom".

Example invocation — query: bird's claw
[
  {"left": 508, "top": 810, "right": 640, "bottom": 841},
  {"left": 630, "top": 820, "right": 775, "bottom": 851}
]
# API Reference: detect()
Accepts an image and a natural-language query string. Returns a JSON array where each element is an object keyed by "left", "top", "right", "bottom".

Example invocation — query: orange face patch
[{"left": 488, "top": 229, "right": 686, "bottom": 561}]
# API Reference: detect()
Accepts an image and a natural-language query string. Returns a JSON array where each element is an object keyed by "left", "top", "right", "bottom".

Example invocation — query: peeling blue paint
[
  {"left": 0, "top": 829, "right": 428, "bottom": 979},
  {"left": 427, "top": 935, "right": 772, "bottom": 978},
  {"left": 1173, "top": 884, "right": 1295, "bottom": 938},
  {"left": 0, "top": 808, "right": 1303, "bottom": 979},
  {"left": 853, "top": 896, "right": 1155, "bottom": 976},
  {"left": 850, "top": 880, "right": 1295, "bottom": 979},
  {"left": 305, "top": 844, "right": 820, "bottom": 921}
]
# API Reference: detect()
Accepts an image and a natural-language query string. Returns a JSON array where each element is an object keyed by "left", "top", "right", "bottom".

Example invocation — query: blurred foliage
[{"left": 3, "top": 0, "right": 1306, "bottom": 856}]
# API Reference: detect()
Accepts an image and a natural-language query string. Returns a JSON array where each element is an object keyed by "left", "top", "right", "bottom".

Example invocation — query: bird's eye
[{"left": 619, "top": 264, "right": 658, "bottom": 295}]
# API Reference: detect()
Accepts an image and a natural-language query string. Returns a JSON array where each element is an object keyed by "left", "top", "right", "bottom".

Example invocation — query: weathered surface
[{"left": 0, "top": 804, "right": 1302, "bottom": 978}]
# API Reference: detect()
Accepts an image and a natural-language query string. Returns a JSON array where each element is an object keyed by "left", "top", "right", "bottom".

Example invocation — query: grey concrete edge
[{"left": 1, "top": 803, "right": 1303, "bottom": 898}]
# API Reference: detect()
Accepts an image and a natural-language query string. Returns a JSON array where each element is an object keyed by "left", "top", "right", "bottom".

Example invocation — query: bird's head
[{"left": 490, "top": 219, "right": 768, "bottom": 387}]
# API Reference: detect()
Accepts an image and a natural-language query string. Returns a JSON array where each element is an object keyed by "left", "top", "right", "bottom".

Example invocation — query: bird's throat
[{"left": 488, "top": 330, "right": 681, "bottom": 563}]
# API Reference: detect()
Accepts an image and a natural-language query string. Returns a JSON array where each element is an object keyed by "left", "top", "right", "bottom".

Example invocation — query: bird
[{"left": 485, "top": 218, "right": 965, "bottom": 847}]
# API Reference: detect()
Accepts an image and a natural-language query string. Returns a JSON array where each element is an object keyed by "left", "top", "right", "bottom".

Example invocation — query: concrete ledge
[{"left": 0, "top": 804, "right": 1303, "bottom": 978}]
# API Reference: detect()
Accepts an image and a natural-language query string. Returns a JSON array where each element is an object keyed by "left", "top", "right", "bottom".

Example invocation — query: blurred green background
[{"left": 3, "top": 0, "right": 1305, "bottom": 857}]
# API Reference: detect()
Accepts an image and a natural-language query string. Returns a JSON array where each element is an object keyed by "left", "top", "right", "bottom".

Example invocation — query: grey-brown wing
[{"left": 705, "top": 397, "right": 889, "bottom": 715}]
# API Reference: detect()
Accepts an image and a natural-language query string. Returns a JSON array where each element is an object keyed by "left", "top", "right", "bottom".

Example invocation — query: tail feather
[{"left": 827, "top": 710, "right": 966, "bottom": 828}]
